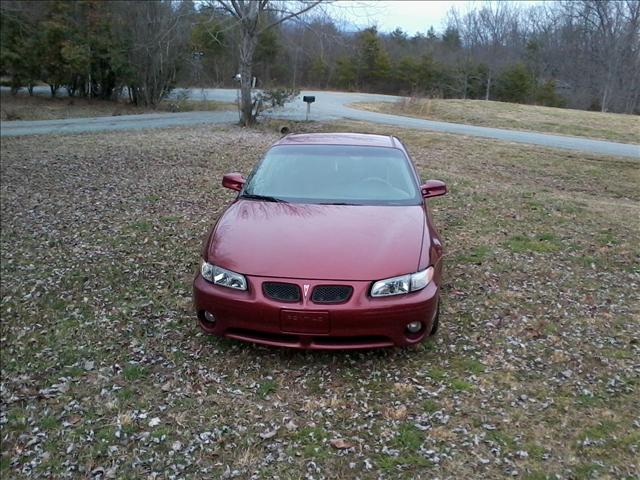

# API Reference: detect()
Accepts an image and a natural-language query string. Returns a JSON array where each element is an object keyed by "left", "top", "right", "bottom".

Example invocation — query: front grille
[
  {"left": 311, "top": 285, "right": 353, "bottom": 304},
  {"left": 263, "top": 282, "right": 300, "bottom": 302}
]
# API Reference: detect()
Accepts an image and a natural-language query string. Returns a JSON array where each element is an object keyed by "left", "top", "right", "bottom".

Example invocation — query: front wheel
[{"left": 429, "top": 301, "right": 440, "bottom": 336}]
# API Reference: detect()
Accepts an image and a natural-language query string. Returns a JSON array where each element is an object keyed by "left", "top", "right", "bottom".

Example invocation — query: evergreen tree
[
  {"left": 0, "top": 8, "right": 43, "bottom": 94},
  {"left": 356, "top": 27, "right": 391, "bottom": 91},
  {"left": 495, "top": 63, "right": 534, "bottom": 103},
  {"left": 335, "top": 55, "right": 357, "bottom": 90}
]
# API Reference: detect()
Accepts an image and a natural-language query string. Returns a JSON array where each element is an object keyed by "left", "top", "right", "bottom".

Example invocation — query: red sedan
[{"left": 193, "top": 133, "right": 447, "bottom": 349}]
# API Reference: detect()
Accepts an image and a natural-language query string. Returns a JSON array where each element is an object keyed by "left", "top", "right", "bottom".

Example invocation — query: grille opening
[
  {"left": 263, "top": 282, "right": 300, "bottom": 302},
  {"left": 312, "top": 335, "right": 392, "bottom": 347},
  {"left": 311, "top": 285, "right": 353, "bottom": 304},
  {"left": 226, "top": 329, "right": 394, "bottom": 349},
  {"left": 227, "top": 328, "right": 299, "bottom": 345}
]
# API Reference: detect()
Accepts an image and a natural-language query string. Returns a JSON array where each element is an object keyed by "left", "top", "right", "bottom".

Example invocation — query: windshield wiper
[
  {"left": 317, "top": 202, "right": 359, "bottom": 206},
  {"left": 240, "top": 193, "right": 288, "bottom": 203}
]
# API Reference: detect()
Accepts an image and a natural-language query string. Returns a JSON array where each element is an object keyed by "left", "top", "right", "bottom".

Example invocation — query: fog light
[
  {"left": 203, "top": 311, "right": 216, "bottom": 324},
  {"left": 406, "top": 321, "right": 422, "bottom": 333}
]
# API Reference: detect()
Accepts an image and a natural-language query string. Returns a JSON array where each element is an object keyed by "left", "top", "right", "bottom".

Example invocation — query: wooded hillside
[{"left": 1, "top": 0, "right": 638, "bottom": 114}]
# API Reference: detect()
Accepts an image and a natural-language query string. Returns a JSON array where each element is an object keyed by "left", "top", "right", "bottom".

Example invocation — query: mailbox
[{"left": 303, "top": 96, "right": 316, "bottom": 121}]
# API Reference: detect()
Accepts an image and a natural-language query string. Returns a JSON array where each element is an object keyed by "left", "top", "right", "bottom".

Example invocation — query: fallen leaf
[
  {"left": 68, "top": 415, "right": 82, "bottom": 425},
  {"left": 330, "top": 438, "right": 354, "bottom": 449},
  {"left": 259, "top": 428, "right": 278, "bottom": 440}
]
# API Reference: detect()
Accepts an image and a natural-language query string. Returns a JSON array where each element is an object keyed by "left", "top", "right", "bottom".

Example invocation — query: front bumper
[{"left": 193, "top": 273, "right": 439, "bottom": 349}]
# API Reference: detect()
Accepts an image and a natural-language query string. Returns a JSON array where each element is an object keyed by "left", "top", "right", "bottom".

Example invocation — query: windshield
[{"left": 241, "top": 145, "right": 421, "bottom": 205}]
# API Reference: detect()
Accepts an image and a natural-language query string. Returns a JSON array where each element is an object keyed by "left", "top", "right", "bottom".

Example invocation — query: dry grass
[
  {"left": 0, "top": 91, "right": 235, "bottom": 121},
  {"left": 1, "top": 122, "right": 638, "bottom": 478},
  {"left": 350, "top": 98, "right": 640, "bottom": 144}
]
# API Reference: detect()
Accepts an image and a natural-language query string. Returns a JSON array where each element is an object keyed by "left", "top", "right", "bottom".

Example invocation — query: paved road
[{"left": 1, "top": 87, "right": 638, "bottom": 158}]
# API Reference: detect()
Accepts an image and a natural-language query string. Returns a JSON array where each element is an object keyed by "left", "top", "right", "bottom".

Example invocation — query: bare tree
[
  {"left": 115, "top": 0, "right": 193, "bottom": 107},
  {"left": 279, "top": 18, "right": 346, "bottom": 89},
  {"left": 209, "top": 0, "right": 322, "bottom": 126},
  {"left": 449, "top": 2, "right": 524, "bottom": 100},
  {"left": 558, "top": 0, "right": 640, "bottom": 112},
  {"left": 210, "top": 0, "right": 323, "bottom": 125}
]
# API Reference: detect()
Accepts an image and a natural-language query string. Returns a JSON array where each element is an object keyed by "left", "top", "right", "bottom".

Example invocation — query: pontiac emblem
[{"left": 303, "top": 284, "right": 310, "bottom": 298}]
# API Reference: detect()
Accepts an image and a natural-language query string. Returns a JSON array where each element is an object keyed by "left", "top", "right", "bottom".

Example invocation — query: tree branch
[
  {"left": 214, "top": 0, "right": 238, "bottom": 18},
  {"left": 258, "top": 1, "right": 324, "bottom": 33}
]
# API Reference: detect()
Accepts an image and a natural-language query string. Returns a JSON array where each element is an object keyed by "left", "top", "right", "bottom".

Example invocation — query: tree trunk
[
  {"left": 463, "top": 73, "right": 468, "bottom": 99},
  {"left": 485, "top": 70, "right": 492, "bottom": 100},
  {"left": 239, "top": 32, "right": 258, "bottom": 126},
  {"left": 292, "top": 47, "right": 299, "bottom": 90}
]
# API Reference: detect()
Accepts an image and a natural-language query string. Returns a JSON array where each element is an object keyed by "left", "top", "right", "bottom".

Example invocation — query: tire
[{"left": 429, "top": 301, "right": 440, "bottom": 336}]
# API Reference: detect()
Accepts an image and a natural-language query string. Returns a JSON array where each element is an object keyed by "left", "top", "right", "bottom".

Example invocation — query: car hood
[{"left": 208, "top": 200, "right": 427, "bottom": 281}]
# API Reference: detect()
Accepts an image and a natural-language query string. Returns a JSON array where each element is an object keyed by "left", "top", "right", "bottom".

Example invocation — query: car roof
[{"left": 274, "top": 132, "right": 402, "bottom": 149}]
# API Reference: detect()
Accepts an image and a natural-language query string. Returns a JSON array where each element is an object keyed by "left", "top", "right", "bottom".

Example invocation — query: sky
[
  {"left": 328, "top": 1, "right": 467, "bottom": 34},
  {"left": 328, "top": 1, "right": 541, "bottom": 35}
]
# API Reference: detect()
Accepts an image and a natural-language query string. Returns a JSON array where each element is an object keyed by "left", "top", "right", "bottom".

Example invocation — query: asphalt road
[{"left": 1, "top": 87, "right": 638, "bottom": 158}]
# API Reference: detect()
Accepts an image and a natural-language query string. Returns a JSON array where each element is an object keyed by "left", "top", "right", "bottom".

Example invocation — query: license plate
[{"left": 281, "top": 310, "right": 330, "bottom": 334}]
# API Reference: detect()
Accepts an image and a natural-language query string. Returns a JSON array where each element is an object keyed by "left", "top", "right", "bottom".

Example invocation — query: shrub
[
  {"left": 534, "top": 80, "right": 566, "bottom": 107},
  {"left": 252, "top": 87, "right": 300, "bottom": 120},
  {"left": 495, "top": 63, "right": 534, "bottom": 103}
]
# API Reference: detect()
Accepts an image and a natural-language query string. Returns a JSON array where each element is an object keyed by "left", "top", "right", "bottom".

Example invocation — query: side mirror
[
  {"left": 420, "top": 180, "right": 447, "bottom": 199},
  {"left": 222, "top": 173, "right": 245, "bottom": 191}
]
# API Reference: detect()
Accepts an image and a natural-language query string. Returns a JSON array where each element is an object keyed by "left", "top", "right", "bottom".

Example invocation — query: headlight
[
  {"left": 370, "top": 267, "right": 434, "bottom": 297},
  {"left": 201, "top": 262, "right": 247, "bottom": 290}
]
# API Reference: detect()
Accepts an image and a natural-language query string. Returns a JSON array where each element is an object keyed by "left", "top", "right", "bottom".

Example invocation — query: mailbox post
[{"left": 303, "top": 95, "right": 315, "bottom": 121}]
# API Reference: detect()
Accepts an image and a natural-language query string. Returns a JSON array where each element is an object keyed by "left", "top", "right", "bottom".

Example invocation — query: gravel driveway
[{"left": 1, "top": 87, "right": 638, "bottom": 158}]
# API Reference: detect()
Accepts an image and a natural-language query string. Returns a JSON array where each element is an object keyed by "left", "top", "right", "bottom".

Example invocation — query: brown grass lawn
[
  {"left": 0, "top": 91, "right": 236, "bottom": 121},
  {"left": 1, "top": 122, "right": 638, "bottom": 479},
  {"left": 350, "top": 98, "right": 640, "bottom": 144}
]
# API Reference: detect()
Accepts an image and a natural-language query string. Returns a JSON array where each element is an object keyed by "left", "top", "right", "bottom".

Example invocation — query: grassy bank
[
  {"left": 350, "top": 98, "right": 640, "bottom": 144},
  {"left": 0, "top": 91, "right": 236, "bottom": 121}
]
